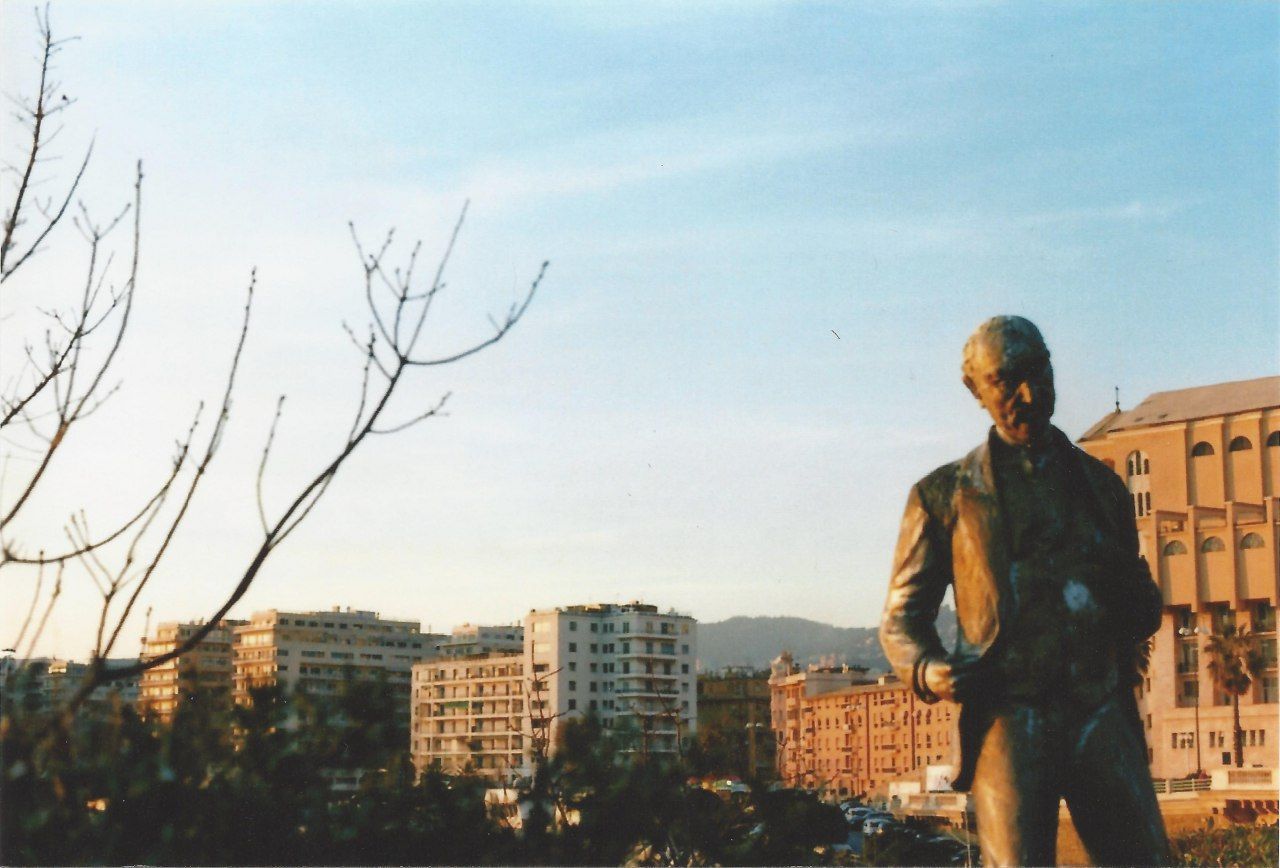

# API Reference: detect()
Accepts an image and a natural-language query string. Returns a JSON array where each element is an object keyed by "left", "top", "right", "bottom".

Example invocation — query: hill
[{"left": 697, "top": 606, "right": 957, "bottom": 674}]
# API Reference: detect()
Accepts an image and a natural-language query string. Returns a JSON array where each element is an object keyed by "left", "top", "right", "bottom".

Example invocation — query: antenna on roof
[{"left": 1114, "top": 386, "right": 1121, "bottom": 413}]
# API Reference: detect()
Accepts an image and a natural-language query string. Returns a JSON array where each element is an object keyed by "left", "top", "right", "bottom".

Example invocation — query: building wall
[
  {"left": 769, "top": 658, "right": 958, "bottom": 800},
  {"left": 138, "top": 620, "right": 241, "bottom": 722},
  {"left": 233, "top": 607, "right": 440, "bottom": 725},
  {"left": 411, "top": 652, "right": 527, "bottom": 781},
  {"left": 4, "top": 658, "right": 138, "bottom": 716},
  {"left": 697, "top": 671, "right": 773, "bottom": 778},
  {"left": 524, "top": 602, "right": 698, "bottom": 759},
  {"left": 1079, "top": 402, "right": 1279, "bottom": 778}
]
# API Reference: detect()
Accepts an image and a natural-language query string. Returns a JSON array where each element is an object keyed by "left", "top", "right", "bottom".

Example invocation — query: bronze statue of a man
[{"left": 879, "top": 316, "right": 1171, "bottom": 866}]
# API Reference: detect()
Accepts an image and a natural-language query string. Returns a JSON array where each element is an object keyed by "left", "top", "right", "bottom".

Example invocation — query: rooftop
[{"left": 1078, "top": 375, "right": 1280, "bottom": 441}]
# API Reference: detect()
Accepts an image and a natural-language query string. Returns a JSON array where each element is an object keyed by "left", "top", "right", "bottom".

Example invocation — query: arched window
[
  {"left": 1229, "top": 436, "right": 1253, "bottom": 452},
  {"left": 1201, "top": 536, "right": 1225, "bottom": 553},
  {"left": 1267, "top": 431, "right": 1280, "bottom": 448},
  {"left": 1126, "top": 450, "right": 1152, "bottom": 517},
  {"left": 1240, "top": 533, "right": 1265, "bottom": 550},
  {"left": 1163, "top": 540, "right": 1188, "bottom": 556},
  {"left": 1191, "top": 441, "right": 1215, "bottom": 457}
]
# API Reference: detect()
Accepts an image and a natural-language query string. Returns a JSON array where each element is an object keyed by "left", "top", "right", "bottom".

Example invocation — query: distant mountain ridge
[{"left": 696, "top": 606, "right": 957, "bottom": 674}]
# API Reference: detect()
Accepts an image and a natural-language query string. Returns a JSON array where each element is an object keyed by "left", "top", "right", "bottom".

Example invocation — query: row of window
[
  {"left": 1192, "top": 432, "right": 1280, "bottom": 456},
  {"left": 1126, "top": 433, "right": 1280, "bottom": 479},
  {"left": 1171, "top": 729, "right": 1267, "bottom": 749},
  {"left": 1162, "top": 533, "right": 1266, "bottom": 555}
]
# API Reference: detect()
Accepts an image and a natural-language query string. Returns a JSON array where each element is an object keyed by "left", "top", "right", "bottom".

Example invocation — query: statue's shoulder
[
  {"left": 914, "top": 456, "right": 965, "bottom": 519},
  {"left": 1064, "top": 436, "right": 1125, "bottom": 494}
]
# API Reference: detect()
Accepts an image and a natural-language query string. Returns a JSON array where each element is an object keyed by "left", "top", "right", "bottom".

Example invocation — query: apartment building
[
  {"left": 411, "top": 643, "right": 527, "bottom": 780},
  {"left": 436, "top": 623, "right": 524, "bottom": 658},
  {"left": 1078, "top": 375, "right": 1279, "bottom": 777},
  {"left": 2, "top": 658, "right": 138, "bottom": 716},
  {"left": 526, "top": 602, "right": 698, "bottom": 758},
  {"left": 233, "top": 607, "right": 442, "bottom": 724},
  {"left": 697, "top": 669, "right": 773, "bottom": 779},
  {"left": 138, "top": 620, "right": 242, "bottom": 722},
  {"left": 769, "top": 654, "right": 957, "bottom": 800},
  {"left": 409, "top": 602, "right": 699, "bottom": 780}
]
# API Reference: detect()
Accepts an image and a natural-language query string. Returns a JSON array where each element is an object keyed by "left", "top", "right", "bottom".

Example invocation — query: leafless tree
[{"left": 1, "top": 8, "right": 546, "bottom": 721}]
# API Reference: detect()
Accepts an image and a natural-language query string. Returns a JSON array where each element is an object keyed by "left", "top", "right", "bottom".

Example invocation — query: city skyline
[{"left": 2, "top": 2, "right": 1276, "bottom": 659}]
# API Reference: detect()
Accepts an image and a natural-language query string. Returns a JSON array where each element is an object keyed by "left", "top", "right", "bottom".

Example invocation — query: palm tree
[{"left": 1204, "top": 624, "right": 1267, "bottom": 768}]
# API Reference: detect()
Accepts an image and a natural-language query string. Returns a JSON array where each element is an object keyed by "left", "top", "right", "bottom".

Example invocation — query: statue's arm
[
  {"left": 880, "top": 480, "right": 952, "bottom": 703},
  {"left": 1107, "top": 473, "right": 1163, "bottom": 641}
]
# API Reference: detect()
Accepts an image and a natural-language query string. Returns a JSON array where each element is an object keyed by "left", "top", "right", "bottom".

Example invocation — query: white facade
[
  {"left": 234, "top": 607, "right": 443, "bottom": 725},
  {"left": 525, "top": 602, "right": 698, "bottom": 758}
]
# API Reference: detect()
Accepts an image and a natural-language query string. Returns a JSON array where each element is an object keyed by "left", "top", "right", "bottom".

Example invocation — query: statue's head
[{"left": 961, "top": 315, "right": 1055, "bottom": 447}]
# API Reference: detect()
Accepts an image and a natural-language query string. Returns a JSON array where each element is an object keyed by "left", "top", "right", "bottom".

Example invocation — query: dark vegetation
[{"left": 1, "top": 682, "right": 849, "bottom": 866}]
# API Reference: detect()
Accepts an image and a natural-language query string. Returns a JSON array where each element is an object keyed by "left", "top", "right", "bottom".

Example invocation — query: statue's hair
[{"left": 961, "top": 316, "right": 1048, "bottom": 389}]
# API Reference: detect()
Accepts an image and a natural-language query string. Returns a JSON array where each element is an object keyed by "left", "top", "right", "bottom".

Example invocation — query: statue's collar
[{"left": 962, "top": 425, "right": 1071, "bottom": 496}]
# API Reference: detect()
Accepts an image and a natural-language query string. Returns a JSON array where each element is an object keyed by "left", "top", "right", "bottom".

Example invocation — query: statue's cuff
[{"left": 912, "top": 653, "right": 941, "bottom": 704}]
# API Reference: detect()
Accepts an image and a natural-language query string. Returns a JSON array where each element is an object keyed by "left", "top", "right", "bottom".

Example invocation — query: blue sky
[{"left": 2, "top": 1, "right": 1276, "bottom": 659}]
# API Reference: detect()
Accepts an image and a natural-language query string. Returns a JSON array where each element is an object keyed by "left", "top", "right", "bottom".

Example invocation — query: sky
[{"left": 1, "top": 1, "right": 1277, "bottom": 660}]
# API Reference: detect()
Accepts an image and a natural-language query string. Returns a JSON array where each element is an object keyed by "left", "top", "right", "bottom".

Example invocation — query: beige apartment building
[
  {"left": 233, "top": 607, "right": 442, "bottom": 724},
  {"left": 769, "top": 654, "right": 957, "bottom": 800},
  {"left": 411, "top": 646, "right": 527, "bottom": 780},
  {"left": 1078, "top": 375, "right": 1279, "bottom": 778},
  {"left": 137, "top": 620, "right": 242, "bottom": 722}
]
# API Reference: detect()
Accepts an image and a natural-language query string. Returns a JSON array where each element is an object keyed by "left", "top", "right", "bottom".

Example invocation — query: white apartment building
[
  {"left": 410, "top": 603, "right": 698, "bottom": 781},
  {"left": 525, "top": 602, "right": 698, "bottom": 759},
  {"left": 234, "top": 607, "right": 443, "bottom": 724}
]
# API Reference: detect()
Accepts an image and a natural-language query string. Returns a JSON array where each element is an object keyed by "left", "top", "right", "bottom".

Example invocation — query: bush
[{"left": 1171, "top": 819, "right": 1278, "bottom": 868}]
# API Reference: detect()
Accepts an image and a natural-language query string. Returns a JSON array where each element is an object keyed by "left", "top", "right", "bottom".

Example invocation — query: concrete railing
[
  {"left": 1152, "top": 769, "right": 1279, "bottom": 794},
  {"left": 1151, "top": 777, "right": 1211, "bottom": 795},
  {"left": 1211, "top": 768, "right": 1277, "bottom": 791}
]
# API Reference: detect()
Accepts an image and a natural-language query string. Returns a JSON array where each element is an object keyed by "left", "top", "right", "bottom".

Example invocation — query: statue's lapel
[{"left": 951, "top": 435, "right": 1011, "bottom": 645}]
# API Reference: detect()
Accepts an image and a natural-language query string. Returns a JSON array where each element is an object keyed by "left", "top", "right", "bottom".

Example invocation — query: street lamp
[{"left": 1177, "top": 626, "right": 1204, "bottom": 776}]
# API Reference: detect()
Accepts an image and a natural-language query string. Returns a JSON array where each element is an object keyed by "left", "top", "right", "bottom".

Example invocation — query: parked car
[
  {"left": 845, "top": 806, "right": 876, "bottom": 826},
  {"left": 862, "top": 815, "right": 896, "bottom": 836}
]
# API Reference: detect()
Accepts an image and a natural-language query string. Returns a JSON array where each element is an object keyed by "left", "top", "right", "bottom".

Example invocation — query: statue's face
[{"left": 967, "top": 336, "right": 1055, "bottom": 446}]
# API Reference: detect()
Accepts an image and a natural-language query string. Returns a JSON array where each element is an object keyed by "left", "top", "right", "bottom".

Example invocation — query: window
[
  {"left": 1241, "top": 533, "right": 1265, "bottom": 550},
  {"left": 1211, "top": 605, "right": 1236, "bottom": 634},
  {"left": 1163, "top": 540, "right": 1187, "bottom": 556},
  {"left": 1126, "top": 450, "right": 1151, "bottom": 477},
  {"left": 590, "top": 623, "right": 598, "bottom": 633},
  {"left": 568, "top": 680, "right": 576, "bottom": 691},
  {"left": 568, "top": 642, "right": 577, "bottom": 652},
  {"left": 1228, "top": 436, "right": 1253, "bottom": 452},
  {"left": 1191, "top": 441, "right": 1215, "bottom": 457},
  {"left": 1253, "top": 603, "right": 1276, "bottom": 633},
  {"left": 1267, "top": 431, "right": 1280, "bottom": 447},
  {"left": 1201, "top": 536, "right": 1225, "bottom": 553},
  {"left": 568, "top": 662, "right": 576, "bottom": 672},
  {"left": 569, "top": 621, "right": 577, "bottom": 632},
  {"left": 567, "top": 699, "right": 577, "bottom": 710}
]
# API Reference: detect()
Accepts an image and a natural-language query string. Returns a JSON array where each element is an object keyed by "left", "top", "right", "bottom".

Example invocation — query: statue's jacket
[{"left": 879, "top": 426, "right": 1163, "bottom": 791}]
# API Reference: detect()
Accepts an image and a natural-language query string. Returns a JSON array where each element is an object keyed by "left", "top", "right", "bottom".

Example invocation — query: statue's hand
[{"left": 924, "top": 657, "right": 986, "bottom": 704}]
